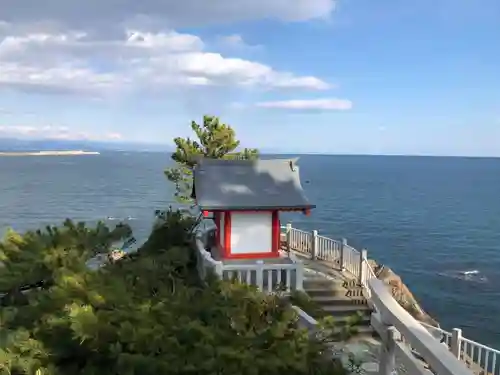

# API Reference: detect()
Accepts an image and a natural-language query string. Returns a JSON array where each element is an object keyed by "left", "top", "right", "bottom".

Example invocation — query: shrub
[{"left": 0, "top": 213, "right": 351, "bottom": 375}]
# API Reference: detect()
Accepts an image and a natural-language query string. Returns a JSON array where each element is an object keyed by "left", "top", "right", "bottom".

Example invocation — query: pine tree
[
  {"left": 0, "top": 215, "right": 352, "bottom": 375},
  {"left": 164, "top": 115, "right": 258, "bottom": 203}
]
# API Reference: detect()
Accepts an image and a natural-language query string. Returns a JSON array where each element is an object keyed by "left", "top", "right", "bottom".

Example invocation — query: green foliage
[
  {"left": 290, "top": 290, "right": 328, "bottom": 319},
  {"left": 165, "top": 115, "right": 259, "bottom": 203},
  {"left": 150, "top": 207, "right": 197, "bottom": 249},
  {"left": 290, "top": 290, "right": 363, "bottom": 342},
  {"left": 0, "top": 211, "right": 353, "bottom": 375},
  {"left": 0, "top": 219, "right": 132, "bottom": 299}
]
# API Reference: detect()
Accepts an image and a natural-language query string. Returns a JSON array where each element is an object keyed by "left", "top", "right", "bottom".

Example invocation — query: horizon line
[{"left": 0, "top": 137, "right": 498, "bottom": 159}]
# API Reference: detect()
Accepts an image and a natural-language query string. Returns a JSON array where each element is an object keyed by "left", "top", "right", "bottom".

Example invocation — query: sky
[{"left": 0, "top": 0, "right": 499, "bottom": 156}]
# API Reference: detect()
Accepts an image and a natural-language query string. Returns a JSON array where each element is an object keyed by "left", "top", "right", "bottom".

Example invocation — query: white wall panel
[{"left": 230, "top": 212, "right": 272, "bottom": 255}]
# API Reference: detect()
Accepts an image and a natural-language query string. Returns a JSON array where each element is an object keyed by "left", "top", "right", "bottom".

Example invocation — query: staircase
[{"left": 303, "top": 269, "right": 374, "bottom": 338}]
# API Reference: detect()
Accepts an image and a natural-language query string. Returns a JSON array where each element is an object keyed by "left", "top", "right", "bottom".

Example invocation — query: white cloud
[
  {"left": 256, "top": 98, "right": 352, "bottom": 110},
  {"left": 0, "top": 1, "right": 335, "bottom": 29},
  {"left": 0, "top": 25, "right": 331, "bottom": 95},
  {"left": 0, "top": 124, "right": 122, "bottom": 141}
]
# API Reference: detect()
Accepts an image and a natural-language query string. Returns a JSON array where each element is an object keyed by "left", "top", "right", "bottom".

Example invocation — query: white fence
[
  {"left": 222, "top": 262, "right": 303, "bottom": 294},
  {"left": 420, "top": 321, "right": 500, "bottom": 375},
  {"left": 283, "top": 224, "right": 378, "bottom": 297},
  {"left": 194, "top": 232, "right": 304, "bottom": 293},
  {"left": 369, "top": 278, "right": 474, "bottom": 375},
  {"left": 195, "top": 222, "right": 498, "bottom": 375},
  {"left": 282, "top": 223, "right": 499, "bottom": 375}
]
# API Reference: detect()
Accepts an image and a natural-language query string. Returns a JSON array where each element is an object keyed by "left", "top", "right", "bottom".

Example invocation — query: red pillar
[
  {"left": 271, "top": 211, "right": 280, "bottom": 255},
  {"left": 223, "top": 211, "right": 232, "bottom": 258}
]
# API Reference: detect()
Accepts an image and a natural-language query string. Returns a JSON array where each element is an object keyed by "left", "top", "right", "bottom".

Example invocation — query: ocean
[{"left": 1, "top": 152, "right": 499, "bottom": 347}]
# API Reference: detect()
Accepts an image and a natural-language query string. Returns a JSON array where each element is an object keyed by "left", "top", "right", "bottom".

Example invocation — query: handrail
[
  {"left": 282, "top": 223, "right": 499, "bottom": 374},
  {"left": 194, "top": 228, "right": 304, "bottom": 293},
  {"left": 283, "top": 225, "right": 368, "bottom": 294},
  {"left": 194, "top": 234, "right": 223, "bottom": 279},
  {"left": 361, "top": 256, "right": 378, "bottom": 301},
  {"left": 369, "top": 278, "right": 473, "bottom": 375},
  {"left": 193, "top": 222, "right": 500, "bottom": 375},
  {"left": 419, "top": 321, "right": 500, "bottom": 374},
  {"left": 223, "top": 263, "right": 298, "bottom": 271}
]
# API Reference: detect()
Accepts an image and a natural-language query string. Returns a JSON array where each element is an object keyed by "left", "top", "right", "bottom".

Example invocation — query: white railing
[
  {"left": 194, "top": 231, "right": 304, "bottom": 293},
  {"left": 343, "top": 244, "right": 361, "bottom": 277},
  {"left": 420, "top": 321, "right": 500, "bottom": 375},
  {"left": 460, "top": 336, "right": 500, "bottom": 375},
  {"left": 282, "top": 223, "right": 500, "bottom": 374},
  {"left": 222, "top": 261, "right": 303, "bottom": 293},
  {"left": 369, "top": 278, "right": 474, "bottom": 375},
  {"left": 292, "top": 279, "right": 476, "bottom": 375},
  {"left": 282, "top": 224, "right": 371, "bottom": 296},
  {"left": 287, "top": 226, "right": 312, "bottom": 256},
  {"left": 194, "top": 235, "right": 223, "bottom": 279},
  {"left": 361, "top": 256, "right": 378, "bottom": 301},
  {"left": 316, "top": 234, "right": 341, "bottom": 263}
]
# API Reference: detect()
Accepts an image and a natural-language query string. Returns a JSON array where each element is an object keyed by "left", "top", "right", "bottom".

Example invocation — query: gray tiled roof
[{"left": 192, "top": 158, "right": 315, "bottom": 211}]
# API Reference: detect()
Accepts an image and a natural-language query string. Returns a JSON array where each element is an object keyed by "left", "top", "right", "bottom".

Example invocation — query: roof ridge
[{"left": 196, "top": 157, "right": 300, "bottom": 166}]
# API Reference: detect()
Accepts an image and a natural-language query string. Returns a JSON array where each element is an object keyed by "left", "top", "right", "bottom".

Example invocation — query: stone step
[
  {"left": 303, "top": 287, "right": 351, "bottom": 298},
  {"left": 342, "top": 279, "right": 362, "bottom": 288},
  {"left": 324, "top": 324, "right": 374, "bottom": 339},
  {"left": 303, "top": 271, "right": 339, "bottom": 280},
  {"left": 303, "top": 272, "right": 332, "bottom": 279},
  {"left": 303, "top": 284, "right": 345, "bottom": 293},
  {"left": 303, "top": 270, "right": 344, "bottom": 282},
  {"left": 345, "top": 290, "right": 366, "bottom": 298},
  {"left": 350, "top": 325, "right": 376, "bottom": 339},
  {"left": 324, "top": 315, "right": 375, "bottom": 339},
  {"left": 303, "top": 278, "right": 345, "bottom": 289},
  {"left": 311, "top": 295, "right": 368, "bottom": 306},
  {"left": 326, "top": 311, "right": 372, "bottom": 323},
  {"left": 322, "top": 304, "right": 372, "bottom": 317},
  {"left": 348, "top": 324, "right": 375, "bottom": 337}
]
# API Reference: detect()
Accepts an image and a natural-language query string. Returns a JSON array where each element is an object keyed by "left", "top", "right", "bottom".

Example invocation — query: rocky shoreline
[
  {"left": 367, "top": 259, "right": 439, "bottom": 327},
  {"left": 0, "top": 150, "right": 100, "bottom": 156}
]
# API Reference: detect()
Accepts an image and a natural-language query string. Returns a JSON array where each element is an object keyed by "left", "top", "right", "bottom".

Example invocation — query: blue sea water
[{"left": 1, "top": 152, "right": 500, "bottom": 347}]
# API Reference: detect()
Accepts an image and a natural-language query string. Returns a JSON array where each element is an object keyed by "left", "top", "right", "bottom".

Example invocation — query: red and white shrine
[{"left": 192, "top": 158, "right": 315, "bottom": 261}]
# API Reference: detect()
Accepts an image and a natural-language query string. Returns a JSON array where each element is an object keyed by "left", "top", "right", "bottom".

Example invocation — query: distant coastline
[{"left": 0, "top": 150, "right": 100, "bottom": 157}]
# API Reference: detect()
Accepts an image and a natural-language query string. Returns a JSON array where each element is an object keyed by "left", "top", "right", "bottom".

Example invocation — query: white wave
[
  {"left": 462, "top": 270, "right": 479, "bottom": 276},
  {"left": 438, "top": 269, "right": 487, "bottom": 283},
  {"left": 106, "top": 216, "right": 136, "bottom": 221}
]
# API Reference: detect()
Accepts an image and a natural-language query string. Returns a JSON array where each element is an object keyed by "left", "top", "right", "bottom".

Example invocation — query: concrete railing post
[
  {"left": 450, "top": 328, "right": 462, "bottom": 359},
  {"left": 379, "top": 325, "right": 397, "bottom": 375},
  {"left": 255, "top": 260, "right": 264, "bottom": 291},
  {"left": 215, "top": 262, "right": 224, "bottom": 278},
  {"left": 359, "top": 248, "right": 367, "bottom": 285},
  {"left": 311, "top": 230, "right": 318, "bottom": 259},
  {"left": 296, "top": 264, "right": 304, "bottom": 291},
  {"left": 339, "top": 238, "right": 347, "bottom": 271},
  {"left": 286, "top": 223, "right": 292, "bottom": 253}
]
